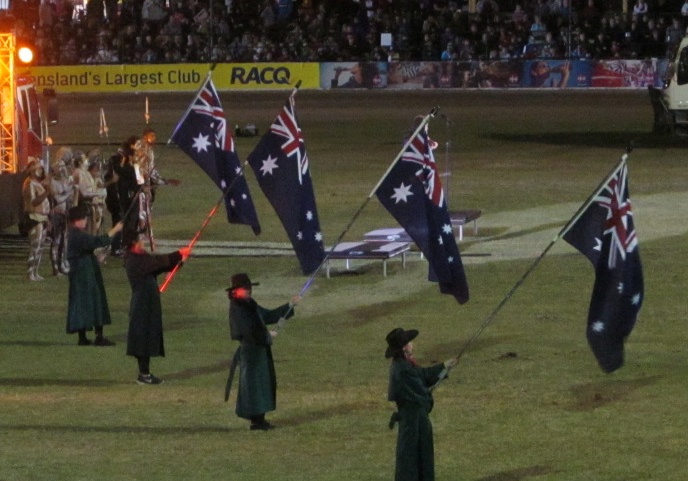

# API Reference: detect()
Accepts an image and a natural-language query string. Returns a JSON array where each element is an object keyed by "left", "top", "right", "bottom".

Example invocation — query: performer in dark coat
[
  {"left": 66, "top": 205, "right": 123, "bottom": 346},
  {"left": 226, "top": 273, "right": 299, "bottom": 430},
  {"left": 123, "top": 238, "right": 190, "bottom": 385},
  {"left": 386, "top": 328, "right": 457, "bottom": 481}
]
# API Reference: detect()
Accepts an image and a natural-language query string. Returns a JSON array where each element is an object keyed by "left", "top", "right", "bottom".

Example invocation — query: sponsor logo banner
[{"left": 17, "top": 64, "right": 319, "bottom": 93}]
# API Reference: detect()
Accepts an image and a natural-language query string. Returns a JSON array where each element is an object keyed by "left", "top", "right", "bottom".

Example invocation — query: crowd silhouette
[{"left": 2, "top": 0, "right": 687, "bottom": 65}]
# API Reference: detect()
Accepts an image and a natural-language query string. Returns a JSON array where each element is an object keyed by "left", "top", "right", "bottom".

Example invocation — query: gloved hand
[
  {"left": 443, "top": 357, "right": 458, "bottom": 370},
  {"left": 179, "top": 246, "right": 192, "bottom": 261}
]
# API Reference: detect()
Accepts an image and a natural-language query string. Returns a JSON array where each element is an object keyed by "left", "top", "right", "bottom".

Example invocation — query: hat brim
[
  {"left": 225, "top": 282, "right": 260, "bottom": 292},
  {"left": 385, "top": 329, "right": 418, "bottom": 358}
]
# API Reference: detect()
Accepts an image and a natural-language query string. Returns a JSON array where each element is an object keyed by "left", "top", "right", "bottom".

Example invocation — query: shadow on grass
[
  {"left": 278, "top": 400, "right": 379, "bottom": 428},
  {"left": 0, "top": 340, "right": 68, "bottom": 347},
  {"left": 475, "top": 465, "right": 558, "bottom": 481},
  {"left": 0, "top": 423, "right": 234, "bottom": 434},
  {"left": 567, "top": 375, "right": 661, "bottom": 411},
  {"left": 164, "top": 360, "right": 230, "bottom": 381},
  {"left": 0, "top": 378, "right": 127, "bottom": 387},
  {"left": 485, "top": 131, "right": 688, "bottom": 149},
  {"left": 474, "top": 222, "right": 564, "bottom": 244}
]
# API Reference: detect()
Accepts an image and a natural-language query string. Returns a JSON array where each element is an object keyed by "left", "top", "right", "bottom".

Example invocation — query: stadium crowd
[{"left": 3, "top": 0, "right": 688, "bottom": 65}]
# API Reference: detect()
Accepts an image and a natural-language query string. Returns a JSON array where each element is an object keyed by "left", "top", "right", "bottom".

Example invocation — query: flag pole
[
  {"left": 166, "top": 68, "right": 215, "bottom": 146},
  {"left": 430, "top": 150, "right": 631, "bottom": 390},
  {"left": 274, "top": 107, "right": 439, "bottom": 333},
  {"left": 159, "top": 161, "right": 247, "bottom": 293}
]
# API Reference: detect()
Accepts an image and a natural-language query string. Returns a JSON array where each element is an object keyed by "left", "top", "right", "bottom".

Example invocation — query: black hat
[
  {"left": 385, "top": 327, "right": 418, "bottom": 358},
  {"left": 225, "top": 273, "right": 260, "bottom": 292},
  {"left": 68, "top": 204, "right": 89, "bottom": 222}
]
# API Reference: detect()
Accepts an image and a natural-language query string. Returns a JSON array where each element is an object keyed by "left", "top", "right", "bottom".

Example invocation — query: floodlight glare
[{"left": 17, "top": 46, "right": 34, "bottom": 64}]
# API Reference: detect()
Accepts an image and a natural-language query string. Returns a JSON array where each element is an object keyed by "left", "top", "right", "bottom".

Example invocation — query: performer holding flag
[
  {"left": 224, "top": 273, "right": 300, "bottom": 430},
  {"left": 385, "top": 327, "right": 458, "bottom": 481}
]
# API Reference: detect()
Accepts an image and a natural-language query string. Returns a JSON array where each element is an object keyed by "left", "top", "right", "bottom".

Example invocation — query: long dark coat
[
  {"left": 66, "top": 226, "right": 113, "bottom": 333},
  {"left": 388, "top": 358, "right": 445, "bottom": 481},
  {"left": 123, "top": 250, "right": 181, "bottom": 358},
  {"left": 229, "top": 298, "right": 293, "bottom": 419}
]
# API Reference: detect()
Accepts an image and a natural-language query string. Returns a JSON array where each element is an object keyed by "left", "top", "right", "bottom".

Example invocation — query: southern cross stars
[
  {"left": 391, "top": 183, "right": 413, "bottom": 204},
  {"left": 192, "top": 133, "right": 211, "bottom": 152},
  {"left": 259, "top": 155, "right": 279, "bottom": 175}
]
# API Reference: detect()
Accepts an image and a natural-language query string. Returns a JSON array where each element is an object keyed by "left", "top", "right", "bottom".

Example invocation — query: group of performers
[
  {"left": 21, "top": 122, "right": 457, "bottom": 481},
  {"left": 20, "top": 126, "right": 172, "bottom": 280}
]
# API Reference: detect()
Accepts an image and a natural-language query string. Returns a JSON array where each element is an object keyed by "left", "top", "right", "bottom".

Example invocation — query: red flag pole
[
  {"left": 159, "top": 151, "right": 250, "bottom": 293},
  {"left": 159, "top": 190, "right": 225, "bottom": 293}
]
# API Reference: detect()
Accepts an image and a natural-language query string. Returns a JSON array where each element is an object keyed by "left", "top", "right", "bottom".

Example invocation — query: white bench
[{"left": 325, "top": 241, "right": 411, "bottom": 278}]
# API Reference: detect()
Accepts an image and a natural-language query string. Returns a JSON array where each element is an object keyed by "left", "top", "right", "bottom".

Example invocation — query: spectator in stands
[
  {"left": 440, "top": 42, "right": 455, "bottom": 60},
  {"left": 633, "top": 0, "right": 649, "bottom": 16},
  {"left": 665, "top": 17, "right": 684, "bottom": 55},
  {"left": 580, "top": 0, "right": 599, "bottom": 25},
  {"left": 529, "top": 15, "right": 548, "bottom": 44},
  {"left": 590, "top": 31, "right": 611, "bottom": 59},
  {"left": 682, "top": 0, "right": 688, "bottom": 18},
  {"left": 511, "top": 3, "right": 528, "bottom": 26},
  {"left": 540, "top": 31, "right": 562, "bottom": 58},
  {"left": 142, "top": 0, "right": 168, "bottom": 33},
  {"left": 476, "top": 0, "right": 498, "bottom": 22},
  {"left": 645, "top": 28, "right": 667, "bottom": 58}
]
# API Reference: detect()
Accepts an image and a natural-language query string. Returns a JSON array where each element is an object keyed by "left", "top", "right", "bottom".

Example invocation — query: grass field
[{"left": 1, "top": 89, "right": 687, "bottom": 481}]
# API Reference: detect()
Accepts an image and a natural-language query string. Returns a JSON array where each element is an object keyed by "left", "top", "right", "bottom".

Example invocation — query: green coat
[
  {"left": 229, "top": 298, "right": 293, "bottom": 419},
  {"left": 388, "top": 358, "right": 445, "bottom": 481},
  {"left": 124, "top": 250, "right": 181, "bottom": 358},
  {"left": 66, "top": 226, "right": 113, "bottom": 333}
]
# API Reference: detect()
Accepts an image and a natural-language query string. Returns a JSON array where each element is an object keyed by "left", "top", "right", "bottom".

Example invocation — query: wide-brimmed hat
[
  {"left": 385, "top": 327, "right": 418, "bottom": 358},
  {"left": 68, "top": 204, "right": 89, "bottom": 222},
  {"left": 225, "top": 273, "right": 260, "bottom": 292}
]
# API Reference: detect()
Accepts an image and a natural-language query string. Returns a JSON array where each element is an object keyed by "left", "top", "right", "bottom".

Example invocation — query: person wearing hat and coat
[
  {"left": 386, "top": 327, "right": 458, "bottom": 481},
  {"left": 66, "top": 204, "right": 123, "bottom": 346},
  {"left": 123, "top": 236, "right": 191, "bottom": 385},
  {"left": 226, "top": 273, "right": 300, "bottom": 430}
]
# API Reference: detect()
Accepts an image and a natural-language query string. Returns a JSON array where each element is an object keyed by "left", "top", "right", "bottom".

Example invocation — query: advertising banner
[
  {"left": 18, "top": 63, "right": 320, "bottom": 93},
  {"left": 18, "top": 60, "right": 662, "bottom": 93},
  {"left": 522, "top": 60, "right": 593, "bottom": 88},
  {"left": 387, "top": 61, "right": 522, "bottom": 89},
  {"left": 590, "top": 59, "right": 657, "bottom": 88},
  {"left": 321, "top": 62, "right": 387, "bottom": 89}
]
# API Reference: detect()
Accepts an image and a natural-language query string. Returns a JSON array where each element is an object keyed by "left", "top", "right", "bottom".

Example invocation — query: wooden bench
[
  {"left": 325, "top": 241, "right": 411, "bottom": 278},
  {"left": 449, "top": 209, "right": 482, "bottom": 241}
]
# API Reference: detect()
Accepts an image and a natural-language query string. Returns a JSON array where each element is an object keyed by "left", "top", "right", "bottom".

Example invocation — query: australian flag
[
  {"left": 376, "top": 122, "right": 469, "bottom": 304},
  {"left": 247, "top": 94, "right": 325, "bottom": 275},
  {"left": 171, "top": 76, "right": 261, "bottom": 234},
  {"left": 563, "top": 160, "right": 644, "bottom": 373}
]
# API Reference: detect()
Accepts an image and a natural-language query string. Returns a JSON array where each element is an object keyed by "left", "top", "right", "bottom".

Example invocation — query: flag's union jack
[
  {"left": 401, "top": 129, "right": 444, "bottom": 207},
  {"left": 594, "top": 165, "right": 638, "bottom": 269},
  {"left": 191, "top": 81, "right": 233, "bottom": 152},
  {"left": 270, "top": 96, "right": 308, "bottom": 183}
]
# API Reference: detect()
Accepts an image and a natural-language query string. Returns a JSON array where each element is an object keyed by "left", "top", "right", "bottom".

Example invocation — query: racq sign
[
  {"left": 16, "top": 63, "right": 320, "bottom": 92},
  {"left": 229, "top": 66, "right": 291, "bottom": 85}
]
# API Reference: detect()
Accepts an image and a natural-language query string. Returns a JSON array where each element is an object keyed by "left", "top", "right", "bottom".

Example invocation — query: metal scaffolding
[{"left": 0, "top": 33, "right": 16, "bottom": 174}]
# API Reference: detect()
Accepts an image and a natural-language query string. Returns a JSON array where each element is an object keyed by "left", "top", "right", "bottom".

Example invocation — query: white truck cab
[{"left": 650, "top": 36, "right": 688, "bottom": 135}]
